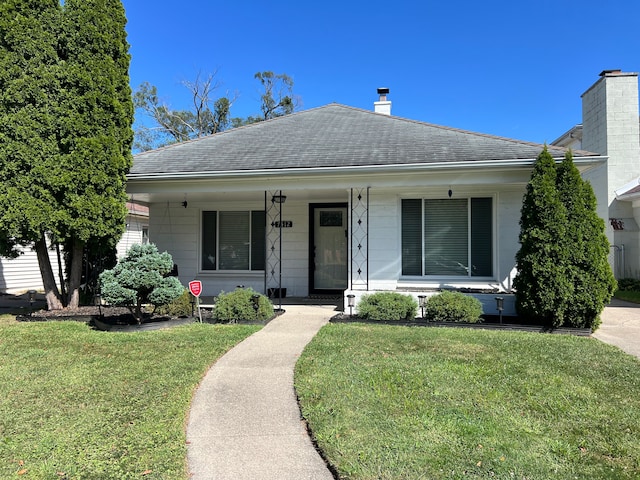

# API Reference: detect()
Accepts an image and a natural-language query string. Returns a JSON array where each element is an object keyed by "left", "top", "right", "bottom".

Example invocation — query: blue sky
[{"left": 122, "top": 0, "right": 639, "bottom": 145}]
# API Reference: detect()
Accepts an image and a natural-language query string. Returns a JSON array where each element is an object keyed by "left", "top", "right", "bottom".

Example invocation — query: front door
[{"left": 309, "top": 204, "right": 348, "bottom": 294}]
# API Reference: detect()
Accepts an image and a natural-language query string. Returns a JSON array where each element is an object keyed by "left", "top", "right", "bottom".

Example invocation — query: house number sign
[{"left": 273, "top": 220, "right": 293, "bottom": 228}]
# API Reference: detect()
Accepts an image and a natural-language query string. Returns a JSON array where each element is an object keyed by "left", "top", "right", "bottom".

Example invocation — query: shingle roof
[{"left": 130, "top": 104, "right": 599, "bottom": 176}]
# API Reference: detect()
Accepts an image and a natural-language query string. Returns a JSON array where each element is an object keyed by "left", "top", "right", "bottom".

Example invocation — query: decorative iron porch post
[
  {"left": 350, "top": 187, "right": 369, "bottom": 291},
  {"left": 265, "top": 190, "right": 285, "bottom": 310}
]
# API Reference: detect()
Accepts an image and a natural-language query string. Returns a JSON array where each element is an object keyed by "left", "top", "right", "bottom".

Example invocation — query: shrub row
[
  {"left": 617, "top": 278, "right": 640, "bottom": 292},
  {"left": 356, "top": 291, "right": 483, "bottom": 323}
]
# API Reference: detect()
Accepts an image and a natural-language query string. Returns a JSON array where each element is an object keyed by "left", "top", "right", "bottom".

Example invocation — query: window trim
[{"left": 400, "top": 195, "right": 496, "bottom": 280}]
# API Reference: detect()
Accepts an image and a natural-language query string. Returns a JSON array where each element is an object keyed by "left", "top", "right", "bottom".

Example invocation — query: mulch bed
[
  {"left": 16, "top": 305, "right": 281, "bottom": 332},
  {"left": 16, "top": 306, "right": 194, "bottom": 331}
]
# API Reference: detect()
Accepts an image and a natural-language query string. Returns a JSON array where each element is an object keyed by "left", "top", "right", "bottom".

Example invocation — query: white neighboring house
[
  {"left": 116, "top": 201, "right": 149, "bottom": 259},
  {"left": 552, "top": 70, "right": 640, "bottom": 279},
  {"left": 0, "top": 202, "right": 149, "bottom": 294}
]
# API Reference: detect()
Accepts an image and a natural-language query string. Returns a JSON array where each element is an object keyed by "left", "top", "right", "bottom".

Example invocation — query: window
[
  {"left": 402, "top": 198, "right": 493, "bottom": 277},
  {"left": 201, "top": 211, "right": 266, "bottom": 271}
]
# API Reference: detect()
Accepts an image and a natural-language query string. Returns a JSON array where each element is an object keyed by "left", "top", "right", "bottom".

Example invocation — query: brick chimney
[
  {"left": 582, "top": 70, "right": 640, "bottom": 211},
  {"left": 374, "top": 87, "right": 391, "bottom": 115}
]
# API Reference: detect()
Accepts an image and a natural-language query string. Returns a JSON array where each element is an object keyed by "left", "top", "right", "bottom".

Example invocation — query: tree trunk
[
  {"left": 66, "top": 237, "right": 85, "bottom": 309},
  {"left": 35, "top": 235, "right": 64, "bottom": 310},
  {"left": 135, "top": 297, "right": 143, "bottom": 324},
  {"left": 55, "top": 242, "right": 67, "bottom": 300}
]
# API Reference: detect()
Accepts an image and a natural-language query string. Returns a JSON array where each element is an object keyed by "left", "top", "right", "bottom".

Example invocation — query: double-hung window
[
  {"left": 402, "top": 197, "right": 493, "bottom": 277},
  {"left": 201, "top": 211, "right": 266, "bottom": 271}
]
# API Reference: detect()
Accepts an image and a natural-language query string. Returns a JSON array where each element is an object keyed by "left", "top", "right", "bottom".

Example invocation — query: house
[
  {"left": 126, "top": 87, "right": 611, "bottom": 316},
  {"left": 116, "top": 201, "right": 149, "bottom": 259},
  {"left": 0, "top": 204, "right": 149, "bottom": 294},
  {"left": 0, "top": 243, "right": 60, "bottom": 295},
  {"left": 552, "top": 70, "right": 640, "bottom": 279}
]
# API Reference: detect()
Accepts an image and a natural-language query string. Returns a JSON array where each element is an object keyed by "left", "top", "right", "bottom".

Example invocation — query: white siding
[
  {"left": 0, "top": 244, "right": 61, "bottom": 294},
  {"left": 365, "top": 186, "right": 525, "bottom": 293},
  {"left": 116, "top": 214, "right": 148, "bottom": 259},
  {"left": 145, "top": 184, "right": 529, "bottom": 301}
]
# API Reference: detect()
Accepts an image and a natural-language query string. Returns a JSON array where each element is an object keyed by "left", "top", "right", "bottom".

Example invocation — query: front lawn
[
  {"left": 295, "top": 324, "right": 640, "bottom": 479},
  {"left": 0, "top": 317, "right": 260, "bottom": 479}
]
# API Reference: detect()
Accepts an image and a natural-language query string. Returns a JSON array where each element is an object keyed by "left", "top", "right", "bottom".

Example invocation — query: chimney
[
  {"left": 582, "top": 70, "right": 640, "bottom": 211},
  {"left": 374, "top": 87, "right": 391, "bottom": 115}
]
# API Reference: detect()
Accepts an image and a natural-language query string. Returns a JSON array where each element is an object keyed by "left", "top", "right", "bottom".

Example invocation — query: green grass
[
  {"left": 614, "top": 290, "right": 640, "bottom": 304},
  {"left": 295, "top": 324, "right": 640, "bottom": 479},
  {"left": 0, "top": 317, "right": 259, "bottom": 479}
]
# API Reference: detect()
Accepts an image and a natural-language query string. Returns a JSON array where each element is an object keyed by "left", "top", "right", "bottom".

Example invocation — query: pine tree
[
  {"left": 514, "top": 147, "right": 573, "bottom": 327},
  {"left": 556, "top": 151, "right": 616, "bottom": 328}
]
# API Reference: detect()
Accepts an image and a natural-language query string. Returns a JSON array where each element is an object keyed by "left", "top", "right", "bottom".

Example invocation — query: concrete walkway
[
  {"left": 185, "top": 298, "right": 640, "bottom": 479},
  {"left": 593, "top": 298, "right": 640, "bottom": 359},
  {"left": 186, "top": 304, "right": 336, "bottom": 480}
]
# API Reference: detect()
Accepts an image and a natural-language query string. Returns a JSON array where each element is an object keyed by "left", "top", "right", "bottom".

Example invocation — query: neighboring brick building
[{"left": 553, "top": 70, "right": 640, "bottom": 278}]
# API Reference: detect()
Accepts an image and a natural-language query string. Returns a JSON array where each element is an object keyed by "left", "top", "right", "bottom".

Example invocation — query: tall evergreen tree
[
  {"left": 514, "top": 147, "right": 573, "bottom": 327},
  {"left": 515, "top": 147, "right": 616, "bottom": 329},
  {"left": 57, "top": 0, "right": 133, "bottom": 308},
  {"left": 0, "top": 0, "right": 66, "bottom": 309},
  {"left": 0, "top": 1, "right": 133, "bottom": 310},
  {"left": 556, "top": 151, "right": 616, "bottom": 328}
]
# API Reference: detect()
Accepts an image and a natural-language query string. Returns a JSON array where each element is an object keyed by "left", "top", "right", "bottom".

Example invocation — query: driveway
[{"left": 593, "top": 298, "right": 640, "bottom": 359}]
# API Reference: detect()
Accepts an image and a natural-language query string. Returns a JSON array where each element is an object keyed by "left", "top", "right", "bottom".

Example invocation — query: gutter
[
  {"left": 615, "top": 177, "right": 640, "bottom": 200},
  {"left": 127, "top": 156, "right": 607, "bottom": 182}
]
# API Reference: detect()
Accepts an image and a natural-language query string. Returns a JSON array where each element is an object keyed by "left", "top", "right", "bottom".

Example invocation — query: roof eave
[{"left": 127, "top": 156, "right": 607, "bottom": 182}]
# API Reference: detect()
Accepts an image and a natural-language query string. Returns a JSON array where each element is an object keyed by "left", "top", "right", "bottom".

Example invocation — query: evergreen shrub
[
  {"left": 514, "top": 148, "right": 615, "bottom": 330},
  {"left": 213, "top": 288, "right": 274, "bottom": 323},
  {"left": 155, "top": 289, "right": 192, "bottom": 317},
  {"left": 357, "top": 292, "right": 418, "bottom": 321},
  {"left": 617, "top": 278, "right": 640, "bottom": 291},
  {"left": 99, "top": 244, "right": 184, "bottom": 323},
  {"left": 424, "top": 291, "right": 483, "bottom": 323}
]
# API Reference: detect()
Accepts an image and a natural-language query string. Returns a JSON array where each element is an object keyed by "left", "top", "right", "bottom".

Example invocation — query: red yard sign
[{"left": 189, "top": 280, "right": 202, "bottom": 297}]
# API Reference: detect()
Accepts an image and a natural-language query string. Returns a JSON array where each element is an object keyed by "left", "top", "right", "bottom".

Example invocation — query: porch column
[
  {"left": 265, "top": 190, "right": 285, "bottom": 309},
  {"left": 350, "top": 187, "right": 369, "bottom": 290}
]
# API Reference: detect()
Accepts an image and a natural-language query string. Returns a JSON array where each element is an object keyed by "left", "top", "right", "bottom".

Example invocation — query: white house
[
  {"left": 126, "top": 85, "right": 613, "bottom": 316},
  {"left": 552, "top": 70, "right": 640, "bottom": 279},
  {"left": 0, "top": 203, "right": 148, "bottom": 294}
]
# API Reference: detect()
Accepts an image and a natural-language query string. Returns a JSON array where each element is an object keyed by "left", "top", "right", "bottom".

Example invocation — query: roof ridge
[{"left": 134, "top": 103, "right": 601, "bottom": 159}]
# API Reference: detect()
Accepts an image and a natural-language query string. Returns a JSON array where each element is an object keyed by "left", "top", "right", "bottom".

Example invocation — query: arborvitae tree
[
  {"left": 0, "top": 0, "right": 133, "bottom": 310},
  {"left": 57, "top": 0, "right": 133, "bottom": 308},
  {"left": 0, "top": 0, "right": 66, "bottom": 309},
  {"left": 514, "top": 147, "right": 573, "bottom": 327},
  {"left": 556, "top": 151, "right": 616, "bottom": 328}
]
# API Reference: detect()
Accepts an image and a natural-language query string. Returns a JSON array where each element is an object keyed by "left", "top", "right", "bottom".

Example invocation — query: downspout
[{"left": 611, "top": 244, "right": 625, "bottom": 278}]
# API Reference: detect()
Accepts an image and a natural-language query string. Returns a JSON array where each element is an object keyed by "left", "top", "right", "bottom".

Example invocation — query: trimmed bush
[
  {"left": 424, "top": 291, "right": 483, "bottom": 323},
  {"left": 357, "top": 292, "right": 418, "bottom": 321},
  {"left": 99, "top": 244, "right": 184, "bottom": 323},
  {"left": 155, "top": 289, "right": 192, "bottom": 317},
  {"left": 617, "top": 278, "right": 640, "bottom": 292},
  {"left": 213, "top": 288, "right": 274, "bottom": 323}
]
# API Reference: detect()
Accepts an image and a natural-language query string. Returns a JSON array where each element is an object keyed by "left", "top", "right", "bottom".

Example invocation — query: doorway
[{"left": 309, "top": 204, "right": 348, "bottom": 294}]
